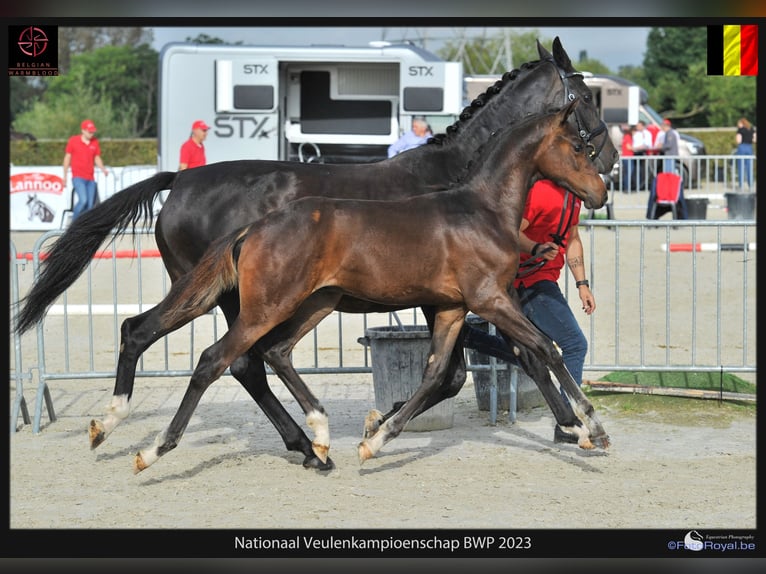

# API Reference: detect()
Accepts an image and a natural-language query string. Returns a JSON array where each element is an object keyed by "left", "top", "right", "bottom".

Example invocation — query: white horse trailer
[{"left": 158, "top": 42, "right": 464, "bottom": 170}]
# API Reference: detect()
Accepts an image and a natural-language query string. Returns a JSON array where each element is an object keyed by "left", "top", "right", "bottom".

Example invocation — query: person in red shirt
[
  {"left": 63, "top": 119, "right": 109, "bottom": 221},
  {"left": 179, "top": 119, "right": 209, "bottom": 170},
  {"left": 461, "top": 179, "right": 596, "bottom": 444}
]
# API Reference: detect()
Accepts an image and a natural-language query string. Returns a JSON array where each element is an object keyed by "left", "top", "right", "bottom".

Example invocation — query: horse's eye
[{"left": 574, "top": 144, "right": 583, "bottom": 153}]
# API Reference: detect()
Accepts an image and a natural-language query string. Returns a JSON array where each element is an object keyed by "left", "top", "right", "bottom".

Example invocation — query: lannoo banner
[
  {"left": 707, "top": 24, "right": 759, "bottom": 76},
  {"left": 9, "top": 168, "right": 69, "bottom": 231}
]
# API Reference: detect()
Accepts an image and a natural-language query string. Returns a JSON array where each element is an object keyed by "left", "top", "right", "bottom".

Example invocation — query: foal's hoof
[
  {"left": 303, "top": 454, "right": 335, "bottom": 471},
  {"left": 363, "top": 409, "right": 384, "bottom": 439},
  {"left": 89, "top": 419, "right": 106, "bottom": 450},
  {"left": 133, "top": 452, "right": 149, "bottom": 474},
  {"left": 311, "top": 441, "right": 330, "bottom": 464},
  {"left": 357, "top": 441, "right": 374, "bottom": 464}
]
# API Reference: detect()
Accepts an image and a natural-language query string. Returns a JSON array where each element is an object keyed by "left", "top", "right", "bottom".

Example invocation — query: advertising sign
[{"left": 10, "top": 167, "right": 69, "bottom": 231}]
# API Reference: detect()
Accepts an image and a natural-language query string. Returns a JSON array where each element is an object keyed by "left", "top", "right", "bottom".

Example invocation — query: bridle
[{"left": 546, "top": 57, "right": 609, "bottom": 163}]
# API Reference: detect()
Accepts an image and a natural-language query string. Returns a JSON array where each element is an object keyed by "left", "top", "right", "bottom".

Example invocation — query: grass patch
[
  {"left": 597, "top": 370, "right": 756, "bottom": 394},
  {"left": 584, "top": 370, "right": 756, "bottom": 424}
]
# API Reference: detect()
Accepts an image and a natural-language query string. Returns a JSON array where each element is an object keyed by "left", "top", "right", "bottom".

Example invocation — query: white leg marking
[
  {"left": 306, "top": 410, "right": 330, "bottom": 462},
  {"left": 136, "top": 430, "right": 166, "bottom": 470},
  {"left": 100, "top": 394, "right": 130, "bottom": 435}
]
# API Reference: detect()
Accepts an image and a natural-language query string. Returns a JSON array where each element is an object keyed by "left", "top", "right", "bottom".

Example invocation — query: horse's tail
[
  {"left": 159, "top": 225, "right": 252, "bottom": 329},
  {"left": 13, "top": 171, "right": 177, "bottom": 335}
]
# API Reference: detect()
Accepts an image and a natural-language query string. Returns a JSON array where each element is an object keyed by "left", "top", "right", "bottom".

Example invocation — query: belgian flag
[{"left": 707, "top": 25, "right": 758, "bottom": 76}]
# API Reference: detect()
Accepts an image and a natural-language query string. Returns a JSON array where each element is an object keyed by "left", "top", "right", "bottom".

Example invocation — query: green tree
[
  {"left": 14, "top": 43, "right": 159, "bottom": 138},
  {"left": 438, "top": 29, "right": 557, "bottom": 75},
  {"left": 642, "top": 26, "right": 756, "bottom": 127}
]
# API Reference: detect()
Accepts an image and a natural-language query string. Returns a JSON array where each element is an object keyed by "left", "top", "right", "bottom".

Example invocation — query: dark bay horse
[
  {"left": 132, "top": 100, "right": 609, "bottom": 472},
  {"left": 14, "top": 38, "right": 618, "bottom": 470}
]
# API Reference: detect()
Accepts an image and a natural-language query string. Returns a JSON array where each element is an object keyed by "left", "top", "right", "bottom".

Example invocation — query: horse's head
[
  {"left": 535, "top": 99, "right": 608, "bottom": 210},
  {"left": 536, "top": 37, "right": 619, "bottom": 176}
]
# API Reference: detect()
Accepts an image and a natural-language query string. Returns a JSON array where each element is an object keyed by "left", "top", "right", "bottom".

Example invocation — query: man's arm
[{"left": 566, "top": 225, "right": 595, "bottom": 314}]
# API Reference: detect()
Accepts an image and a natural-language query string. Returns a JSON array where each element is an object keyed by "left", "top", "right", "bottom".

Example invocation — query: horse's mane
[
  {"left": 455, "top": 103, "right": 564, "bottom": 185},
  {"left": 426, "top": 59, "right": 545, "bottom": 148}
]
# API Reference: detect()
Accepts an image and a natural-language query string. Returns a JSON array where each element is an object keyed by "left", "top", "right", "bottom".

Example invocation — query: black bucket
[
  {"left": 358, "top": 325, "right": 454, "bottom": 431},
  {"left": 725, "top": 192, "right": 756, "bottom": 220},
  {"left": 685, "top": 197, "right": 709, "bottom": 220}
]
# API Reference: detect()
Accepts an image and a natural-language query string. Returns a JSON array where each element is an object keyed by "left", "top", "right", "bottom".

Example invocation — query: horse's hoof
[
  {"left": 357, "top": 441, "right": 374, "bottom": 464},
  {"left": 89, "top": 419, "right": 106, "bottom": 450},
  {"left": 311, "top": 441, "right": 330, "bottom": 464},
  {"left": 303, "top": 454, "right": 335, "bottom": 471},
  {"left": 577, "top": 436, "right": 596, "bottom": 450},
  {"left": 363, "top": 409, "right": 384, "bottom": 439},
  {"left": 133, "top": 452, "right": 148, "bottom": 474}
]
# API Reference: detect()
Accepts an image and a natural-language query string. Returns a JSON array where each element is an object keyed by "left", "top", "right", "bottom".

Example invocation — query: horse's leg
[
  {"left": 89, "top": 306, "right": 175, "bottom": 449},
  {"left": 358, "top": 306, "right": 467, "bottom": 463},
  {"left": 218, "top": 292, "right": 335, "bottom": 471},
  {"left": 473, "top": 296, "right": 609, "bottom": 449},
  {"left": 254, "top": 290, "right": 345, "bottom": 465},
  {"left": 366, "top": 305, "right": 468, "bottom": 436},
  {"left": 134, "top": 318, "right": 268, "bottom": 473}
]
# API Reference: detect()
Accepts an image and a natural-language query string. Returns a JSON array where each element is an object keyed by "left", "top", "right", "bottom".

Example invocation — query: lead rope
[{"left": 516, "top": 190, "right": 575, "bottom": 279}]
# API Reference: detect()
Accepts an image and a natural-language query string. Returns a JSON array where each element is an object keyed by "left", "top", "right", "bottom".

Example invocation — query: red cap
[
  {"left": 192, "top": 120, "right": 210, "bottom": 131},
  {"left": 662, "top": 118, "right": 672, "bottom": 126},
  {"left": 81, "top": 119, "right": 97, "bottom": 132}
]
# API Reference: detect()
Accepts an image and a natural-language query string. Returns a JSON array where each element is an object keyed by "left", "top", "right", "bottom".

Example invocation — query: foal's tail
[
  {"left": 13, "top": 172, "right": 177, "bottom": 335},
  {"left": 159, "top": 225, "right": 253, "bottom": 329}
]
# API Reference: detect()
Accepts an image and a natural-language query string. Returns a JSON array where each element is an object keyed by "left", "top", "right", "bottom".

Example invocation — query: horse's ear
[
  {"left": 552, "top": 37, "right": 573, "bottom": 71},
  {"left": 560, "top": 98, "right": 581, "bottom": 125},
  {"left": 537, "top": 39, "right": 552, "bottom": 60}
]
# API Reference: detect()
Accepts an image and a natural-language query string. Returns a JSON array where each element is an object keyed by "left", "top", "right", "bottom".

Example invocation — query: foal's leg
[
  {"left": 253, "top": 290, "right": 346, "bottom": 465},
  {"left": 474, "top": 296, "right": 609, "bottom": 449},
  {"left": 358, "top": 306, "right": 467, "bottom": 463},
  {"left": 364, "top": 304, "right": 468, "bottom": 437},
  {"left": 134, "top": 318, "right": 269, "bottom": 473}
]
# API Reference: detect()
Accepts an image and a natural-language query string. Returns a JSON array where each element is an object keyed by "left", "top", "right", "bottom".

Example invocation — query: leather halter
[{"left": 545, "top": 57, "right": 609, "bottom": 162}]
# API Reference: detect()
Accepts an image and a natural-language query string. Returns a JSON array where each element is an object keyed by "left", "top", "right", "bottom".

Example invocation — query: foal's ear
[
  {"left": 560, "top": 98, "right": 581, "bottom": 125},
  {"left": 537, "top": 38, "right": 552, "bottom": 61},
  {"left": 552, "top": 36, "right": 573, "bottom": 70}
]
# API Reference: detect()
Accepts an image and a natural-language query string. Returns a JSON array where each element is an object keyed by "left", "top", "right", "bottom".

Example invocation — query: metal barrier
[
  {"left": 9, "top": 218, "right": 756, "bottom": 433},
  {"left": 610, "top": 153, "right": 756, "bottom": 194}
]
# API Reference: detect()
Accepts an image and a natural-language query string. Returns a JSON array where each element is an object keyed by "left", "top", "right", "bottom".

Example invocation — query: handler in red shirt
[
  {"left": 461, "top": 179, "right": 596, "bottom": 445},
  {"left": 179, "top": 119, "right": 209, "bottom": 170},
  {"left": 63, "top": 119, "right": 109, "bottom": 220}
]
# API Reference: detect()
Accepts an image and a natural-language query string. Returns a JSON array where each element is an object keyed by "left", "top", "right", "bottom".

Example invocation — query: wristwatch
[{"left": 575, "top": 280, "right": 590, "bottom": 288}]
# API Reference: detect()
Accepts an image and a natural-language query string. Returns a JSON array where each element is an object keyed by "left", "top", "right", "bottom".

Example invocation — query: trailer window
[
  {"left": 300, "top": 71, "right": 391, "bottom": 135},
  {"left": 403, "top": 87, "right": 443, "bottom": 112},
  {"left": 233, "top": 85, "right": 275, "bottom": 110}
]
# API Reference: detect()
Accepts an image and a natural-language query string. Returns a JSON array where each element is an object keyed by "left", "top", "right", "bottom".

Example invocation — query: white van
[
  {"left": 580, "top": 73, "right": 706, "bottom": 186},
  {"left": 463, "top": 72, "right": 707, "bottom": 187}
]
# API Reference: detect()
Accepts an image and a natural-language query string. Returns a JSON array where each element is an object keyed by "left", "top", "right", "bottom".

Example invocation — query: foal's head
[{"left": 534, "top": 99, "right": 608, "bottom": 210}]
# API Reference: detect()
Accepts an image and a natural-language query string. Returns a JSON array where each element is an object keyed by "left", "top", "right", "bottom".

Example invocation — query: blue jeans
[
  {"left": 734, "top": 143, "right": 754, "bottom": 188},
  {"left": 461, "top": 281, "right": 588, "bottom": 396},
  {"left": 72, "top": 177, "right": 97, "bottom": 220}
]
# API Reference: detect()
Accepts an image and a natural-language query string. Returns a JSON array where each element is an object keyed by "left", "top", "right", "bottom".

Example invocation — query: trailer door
[{"left": 214, "top": 57, "right": 280, "bottom": 160}]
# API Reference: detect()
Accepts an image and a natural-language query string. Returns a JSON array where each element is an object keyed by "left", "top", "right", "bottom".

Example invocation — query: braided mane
[{"left": 426, "top": 59, "right": 544, "bottom": 147}]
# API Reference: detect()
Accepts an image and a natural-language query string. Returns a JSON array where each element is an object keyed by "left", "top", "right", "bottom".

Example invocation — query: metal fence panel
[{"left": 9, "top": 219, "right": 756, "bottom": 434}]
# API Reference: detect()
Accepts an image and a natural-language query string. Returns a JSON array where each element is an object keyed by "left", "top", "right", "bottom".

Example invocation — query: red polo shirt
[
  {"left": 65, "top": 135, "right": 101, "bottom": 180},
  {"left": 514, "top": 179, "right": 581, "bottom": 288},
  {"left": 179, "top": 138, "right": 206, "bottom": 169}
]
